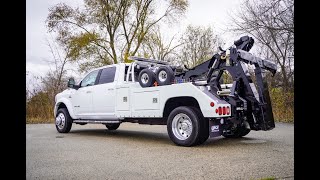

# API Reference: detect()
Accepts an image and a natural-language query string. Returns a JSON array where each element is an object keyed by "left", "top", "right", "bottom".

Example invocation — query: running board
[{"left": 73, "top": 120, "right": 121, "bottom": 124}]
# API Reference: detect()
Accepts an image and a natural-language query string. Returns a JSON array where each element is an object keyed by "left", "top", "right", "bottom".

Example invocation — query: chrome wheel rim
[
  {"left": 158, "top": 70, "right": 167, "bottom": 82},
  {"left": 56, "top": 112, "right": 66, "bottom": 130},
  {"left": 172, "top": 113, "right": 193, "bottom": 140},
  {"left": 141, "top": 73, "right": 149, "bottom": 84}
]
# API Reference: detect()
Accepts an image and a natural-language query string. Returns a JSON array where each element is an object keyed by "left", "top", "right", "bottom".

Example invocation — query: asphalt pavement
[{"left": 26, "top": 122, "right": 294, "bottom": 180}]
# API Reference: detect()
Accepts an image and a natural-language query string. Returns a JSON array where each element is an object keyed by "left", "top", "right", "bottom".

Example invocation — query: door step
[{"left": 73, "top": 120, "right": 120, "bottom": 124}]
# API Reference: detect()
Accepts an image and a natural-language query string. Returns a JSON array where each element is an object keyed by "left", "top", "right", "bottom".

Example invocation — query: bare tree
[
  {"left": 46, "top": 0, "right": 188, "bottom": 72},
  {"left": 26, "top": 38, "right": 72, "bottom": 122},
  {"left": 41, "top": 38, "right": 72, "bottom": 100},
  {"left": 140, "top": 26, "right": 182, "bottom": 62},
  {"left": 229, "top": 0, "right": 294, "bottom": 91},
  {"left": 178, "top": 25, "right": 222, "bottom": 68}
]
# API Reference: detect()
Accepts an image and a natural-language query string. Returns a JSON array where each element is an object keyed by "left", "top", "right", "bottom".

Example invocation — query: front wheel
[
  {"left": 55, "top": 108, "right": 72, "bottom": 133},
  {"left": 167, "top": 106, "right": 204, "bottom": 146}
]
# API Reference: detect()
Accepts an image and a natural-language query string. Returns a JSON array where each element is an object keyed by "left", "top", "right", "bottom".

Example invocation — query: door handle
[
  {"left": 108, "top": 88, "right": 114, "bottom": 90},
  {"left": 86, "top": 91, "right": 92, "bottom": 93}
]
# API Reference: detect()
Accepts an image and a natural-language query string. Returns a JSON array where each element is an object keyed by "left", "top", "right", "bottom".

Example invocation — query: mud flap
[{"left": 209, "top": 119, "right": 223, "bottom": 138}]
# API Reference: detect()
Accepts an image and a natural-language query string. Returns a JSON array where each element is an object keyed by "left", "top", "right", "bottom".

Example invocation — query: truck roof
[{"left": 89, "top": 63, "right": 131, "bottom": 71}]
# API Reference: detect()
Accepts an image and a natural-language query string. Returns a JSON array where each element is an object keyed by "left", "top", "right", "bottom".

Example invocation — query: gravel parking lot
[{"left": 26, "top": 122, "right": 294, "bottom": 180}]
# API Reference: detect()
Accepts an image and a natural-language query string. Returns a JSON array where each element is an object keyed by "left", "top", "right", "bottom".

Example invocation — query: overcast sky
[{"left": 26, "top": 0, "right": 243, "bottom": 88}]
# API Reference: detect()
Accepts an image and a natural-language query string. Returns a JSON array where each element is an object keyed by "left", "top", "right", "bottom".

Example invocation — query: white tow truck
[{"left": 54, "top": 36, "right": 277, "bottom": 146}]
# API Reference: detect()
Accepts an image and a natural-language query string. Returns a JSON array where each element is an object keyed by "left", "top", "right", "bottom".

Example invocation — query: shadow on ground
[{"left": 69, "top": 128, "right": 269, "bottom": 147}]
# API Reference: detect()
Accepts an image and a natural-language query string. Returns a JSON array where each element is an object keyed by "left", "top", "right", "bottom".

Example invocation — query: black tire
[
  {"left": 138, "top": 68, "right": 156, "bottom": 87},
  {"left": 155, "top": 66, "right": 174, "bottom": 86},
  {"left": 190, "top": 107, "right": 209, "bottom": 145},
  {"left": 222, "top": 124, "right": 251, "bottom": 138},
  {"left": 55, "top": 108, "right": 72, "bottom": 133},
  {"left": 167, "top": 106, "right": 203, "bottom": 146},
  {"left": 105, "top": 123, "right": 120, "bottom": 130},
  {"left": 239, "top": 128, "right": 251, "bottom": 136}
]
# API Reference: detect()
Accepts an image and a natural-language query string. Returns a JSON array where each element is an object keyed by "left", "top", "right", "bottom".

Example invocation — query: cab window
[
  {"left": 98, "top": 67, "right": 116, "bottom": 84},
  {"left": 80, "top": 70, "right": 99, "bottom": 87}
]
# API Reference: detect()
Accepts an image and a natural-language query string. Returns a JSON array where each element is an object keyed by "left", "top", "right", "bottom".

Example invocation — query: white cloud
[{"left": 26, "top": 0, "right": 83, "bottom": 78}]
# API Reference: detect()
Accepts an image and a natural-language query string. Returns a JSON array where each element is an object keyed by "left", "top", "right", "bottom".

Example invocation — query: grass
[
  {"left": 270, "top": 88, "right": 294, "bottom": 123},
  {"left": 258, "top": 178, "right": 275, "bottom": 180},
  {"left": 26, "top": 117, "right": 54, "bottom": 124}
]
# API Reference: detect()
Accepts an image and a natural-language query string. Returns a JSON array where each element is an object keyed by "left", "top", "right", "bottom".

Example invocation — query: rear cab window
[{"left": 98, "top": 66, "right": 116, "bottom": 84}]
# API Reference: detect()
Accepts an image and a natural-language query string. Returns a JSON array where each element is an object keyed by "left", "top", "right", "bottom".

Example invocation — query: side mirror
[{"left": 67, "top": 78, "right": 75, "bottom": 88}]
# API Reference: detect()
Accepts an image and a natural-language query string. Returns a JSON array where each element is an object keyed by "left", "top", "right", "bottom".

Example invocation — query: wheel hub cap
[
  {"left": 172, "top": 113, "right": 193, "bottom": 140},
  {"left": 158, "top": 70, "right": 167, "bottom": 82},
  {"left": 56, "top": 113, "right": 66, "bottom": 130},
  {"left": 181, "top": 123, "right": 188, "bottom": 130},
  {"left": 141, "top": 73, "right": 149, "bottom": 84}
]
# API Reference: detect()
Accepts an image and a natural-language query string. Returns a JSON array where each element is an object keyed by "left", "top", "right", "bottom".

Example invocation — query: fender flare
[
  {"left": 54, "top": 98, "right": 77, "bottom": 119},
  {"left": 162, "top": 96, "right": 202, "bottom": 117}
]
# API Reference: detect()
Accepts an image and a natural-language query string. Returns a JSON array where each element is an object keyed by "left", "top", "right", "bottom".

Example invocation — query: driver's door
[{"left": 71, "top": 70, "right": 100, "bottom": 118}]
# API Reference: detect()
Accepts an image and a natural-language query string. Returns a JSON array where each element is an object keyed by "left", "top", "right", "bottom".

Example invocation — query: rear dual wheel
[{"left": 167, "top": 106, "right": 209, "bottom": 146}]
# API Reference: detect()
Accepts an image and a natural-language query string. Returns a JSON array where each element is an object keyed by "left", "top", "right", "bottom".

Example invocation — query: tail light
[
  {"left": 210, "top": 102, "right": 215, "bottom": 107},
  {"left": 216, "top": 106, "right": 230, "bottom": 116}
]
